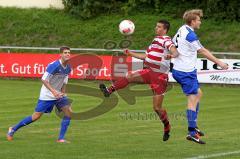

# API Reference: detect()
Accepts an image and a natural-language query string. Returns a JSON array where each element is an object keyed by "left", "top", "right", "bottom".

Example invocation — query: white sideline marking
[{"left": 185, "top": 150, "right": 240, "bottom": 159}]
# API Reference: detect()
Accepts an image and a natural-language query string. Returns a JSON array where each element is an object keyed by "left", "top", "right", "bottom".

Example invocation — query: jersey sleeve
[
  {"left": 41, "top": 72, "right": 53, "bottom": 81},
  {"left": 164, "top": 38, "right": 174, "bottom": 50},
  {"left": 46, "top": 62, "right": 58, "bottom": 75},
  {"left": 42, "top": 61, "right": 58, "bottom": 81},
  {"left": 172, "top": 34, "right": 177, "bottom": 46},
  {"left": 186, "top": 31, "right": 198, "bottom": 42},
  {"left": 191, "top": 40, "right": 203, "bottom": 51},
  {"left": 186, "top": 31, "right": 203, "bottom": 51}
]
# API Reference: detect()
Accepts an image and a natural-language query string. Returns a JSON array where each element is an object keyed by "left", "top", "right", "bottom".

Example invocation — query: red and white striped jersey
[{"left": 144, "top": 35, "right": 174, "bottom": 74}]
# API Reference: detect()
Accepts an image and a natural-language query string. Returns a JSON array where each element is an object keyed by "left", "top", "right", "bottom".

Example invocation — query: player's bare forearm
[
  {"left": 164, "top": 46, "right": 179, "bottom": 60},
  {"left": 127, "top": 51, "right": 146, "bottom": 60},
  {"left": 198, "top": 48, "right": 219, "bottom": 63},
  {"left": 41, "top": 79, "right": 63, "bottom": 98},
  {"left": 198, "top": 48, "right": 228, "bottom": 69},
  {"left": 169, "top": 46, "right": 179, "bottom": 58},
  {"left": 129, "top": 52, "right": 146, "bottom": 60},
  {"left": 42, "top": 79, "right": 56, "bottom": 94}
]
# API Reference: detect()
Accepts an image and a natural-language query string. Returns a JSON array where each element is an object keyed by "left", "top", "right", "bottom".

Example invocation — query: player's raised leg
[
  {"left": 153, "top": 94, "right": 171, "bottom": 141},
  {"left": 7, "top": 112, "right": 43, "bottom": 141},
  {"left": 99, "top": 71, "right": 144, "bottom": 97}
]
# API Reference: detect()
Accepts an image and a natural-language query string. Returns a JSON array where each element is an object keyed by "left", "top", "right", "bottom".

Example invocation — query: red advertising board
[{"left": 0, "top": 53, "right": 132, "bottom": 80}]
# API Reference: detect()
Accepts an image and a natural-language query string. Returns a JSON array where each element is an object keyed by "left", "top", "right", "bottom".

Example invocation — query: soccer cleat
[
  {"left": 163, "top": 124, "right": 171, "bottom": 141},
  {"left": 195, "top": 127, "right": 205, "bottom": 136},
  {"left": 99, "top": 83, "right": 110, "bottom": 97},
  {"left": 57, "top": 139, "right": 70, "bottom": 143},
  {"left": 7, "top": 127, "right": 14, "bottom": 141},
  {"left": 186, "top": 133, "right": 206, "bottom": 144},
  {"left": 163, "top": 132, "right": 170, "bottom": 141}
]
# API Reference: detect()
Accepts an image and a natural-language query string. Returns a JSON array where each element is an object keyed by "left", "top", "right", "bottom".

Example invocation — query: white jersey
[
  {"left": 144, "top": 35, "right": 174, "bottom": 74},
  {"left": 39, "top": 60, "right": 71, "bottom": 100},
  {"left": 172, "top": 25, "right": 203, "bottom": 72}
]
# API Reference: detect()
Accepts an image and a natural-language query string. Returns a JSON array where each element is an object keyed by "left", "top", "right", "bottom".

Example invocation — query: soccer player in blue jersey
[
  {"left": 172, "top": 9, "right": 228, "bottom": 144},
  {"left": 7, "top": 46, "right": 72, "bottom": 143}
]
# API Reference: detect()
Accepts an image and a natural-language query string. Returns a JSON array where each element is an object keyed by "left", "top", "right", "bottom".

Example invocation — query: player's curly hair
[{"left": 183, "top": 9, "right": 203, "bottom": 25}]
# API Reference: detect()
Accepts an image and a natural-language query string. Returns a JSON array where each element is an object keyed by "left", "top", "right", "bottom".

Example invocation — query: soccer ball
[{"left": 119, "top": 20, "right": 135, "bottom": 35}]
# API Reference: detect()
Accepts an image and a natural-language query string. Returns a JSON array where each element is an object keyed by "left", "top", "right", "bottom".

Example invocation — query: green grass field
[{"left": 0, "top": 79, "right": 239, "bottom": 159}]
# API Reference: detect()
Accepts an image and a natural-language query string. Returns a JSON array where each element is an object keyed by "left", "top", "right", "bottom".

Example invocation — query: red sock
[
  {"left": 155, "top": 109, "right": 170, "bottom": 132},
  {"left": 108, "top": 77, "right": 129, "bottom": 93}
]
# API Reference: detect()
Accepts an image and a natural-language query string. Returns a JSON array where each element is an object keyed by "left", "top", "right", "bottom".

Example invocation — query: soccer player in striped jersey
[
  {"left": 172, "top": 9, "right": 228, "bottom": 144},
  {"left": 7, "top": 46, "right": 73, "bottom": 143},
  {"left": 100, "top": 20, "right": 179, "bottom": 141}
]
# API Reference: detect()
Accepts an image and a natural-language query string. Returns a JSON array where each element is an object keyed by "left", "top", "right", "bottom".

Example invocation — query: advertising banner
[
  {"left": 132, "top": 57, "right": 240, "bottom": 84},
  {"left": 1, "top": 53, "right": 239, "bottom": 84},
  {"left": 0, "top": 53, "right": 131, "bottom": 80}
]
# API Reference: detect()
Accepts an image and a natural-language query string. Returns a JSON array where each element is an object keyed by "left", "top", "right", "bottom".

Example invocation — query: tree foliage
[{"left": 62, "top": 0, "right": 240, "bottom": 21}]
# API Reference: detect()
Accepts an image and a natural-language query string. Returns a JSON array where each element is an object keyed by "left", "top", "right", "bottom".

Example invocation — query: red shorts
[{"left": 134, "top": 68, "right": 168, "bottom": 95}]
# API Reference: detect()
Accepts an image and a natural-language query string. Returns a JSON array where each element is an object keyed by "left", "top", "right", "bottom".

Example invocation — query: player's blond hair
[{"left": 183, "top": 9, "right": 203, "bottom": 25}]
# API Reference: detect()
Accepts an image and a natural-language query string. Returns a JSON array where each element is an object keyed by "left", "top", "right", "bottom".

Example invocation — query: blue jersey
[{"left": 39, "top": 60, "right": 71, "bottom": 100}]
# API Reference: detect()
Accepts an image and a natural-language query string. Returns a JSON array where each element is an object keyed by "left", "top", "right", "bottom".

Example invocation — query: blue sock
[
  {"left": 196, "top": 102, "right": 199, "bottom": 118},
  {"left": 58, "top": 116, "right": 71, "bottom": 140},
  {"left": 186, "top": 110, "right": 197, "bottom": 136},
  {"left": 12, "top": 116, "right": 33, "bottom": 132}
]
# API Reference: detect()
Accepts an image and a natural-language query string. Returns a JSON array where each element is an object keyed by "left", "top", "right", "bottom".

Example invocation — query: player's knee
[
  {"left": 63, "top": 107, "right": 72, "bottom": 117},
  {"left": 126, "top": 72, "right": 135, "bottom": 82},
  {"left": 32, "top": 113, "right": 42, "bottom": 121},
  {"left": 65, "top": 113, "right": 71, "bottom": 118},
  {"left": 198, "top": 89, "right": 203, "bottom": 98},
  {"left": 153, "top": 107, "right": 158, "bottom": 112}
]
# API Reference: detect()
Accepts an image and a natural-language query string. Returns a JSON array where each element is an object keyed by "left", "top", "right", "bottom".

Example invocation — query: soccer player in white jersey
[
  {"left": 100, "top": 20, "right": 179, "bottom": 141},
  {"left": 172, "top": 9, "right": 228, "bottom": 144},
  {"left": 7, "top": 46, "right": 73, "bottom": 143}
]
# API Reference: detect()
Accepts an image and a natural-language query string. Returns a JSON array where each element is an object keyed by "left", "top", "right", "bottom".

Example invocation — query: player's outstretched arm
[
  {"left": 123, "top": 49, "right": 146, "bottom": 60},
  {"left": 198, "top": 48, "right": 228, "bottom": 70}
]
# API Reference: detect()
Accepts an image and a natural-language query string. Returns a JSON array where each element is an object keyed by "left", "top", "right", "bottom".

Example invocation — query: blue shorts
[
  {"left": 172, "top": 69, "right": 199, "bottom": 95},
  {"left": 35, "top": 96, "right": 70, "bottom": 113}
]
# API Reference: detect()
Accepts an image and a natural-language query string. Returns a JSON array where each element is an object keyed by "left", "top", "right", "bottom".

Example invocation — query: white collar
[
  {"left": 59, "top": 59, "right": 67, "bottom": 69},
  {"left": 185, "top": 24, "right": 194, "bottom": 31}
]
